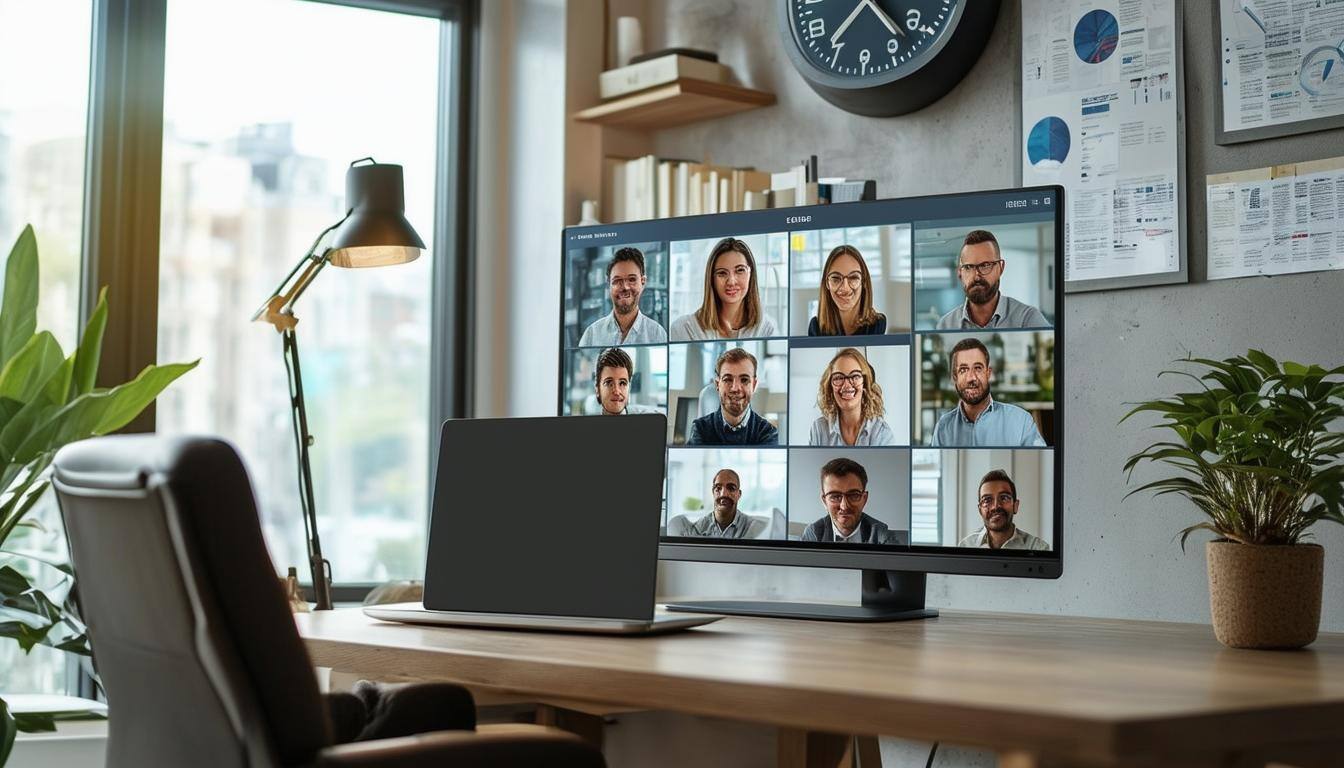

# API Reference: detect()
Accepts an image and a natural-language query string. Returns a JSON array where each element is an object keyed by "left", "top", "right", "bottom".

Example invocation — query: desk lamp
[{"left": 253, "top": 158, "right": 424, "bottom": 610}]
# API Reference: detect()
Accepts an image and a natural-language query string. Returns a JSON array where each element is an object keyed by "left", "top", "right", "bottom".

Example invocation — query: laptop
[{"left": 365, "top": 414, "right": 720, "bottom": 635}]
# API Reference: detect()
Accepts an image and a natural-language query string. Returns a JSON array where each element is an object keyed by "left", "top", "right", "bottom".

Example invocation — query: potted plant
[
  {"left": 1122, "top": 350, "right": 1343, "bottom": 649},
  {"left": 0, "top": 225, "right": 197, "bottom": 762}
]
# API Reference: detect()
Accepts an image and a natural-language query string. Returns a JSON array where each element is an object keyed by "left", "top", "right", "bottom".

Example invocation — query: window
[
  {"left": 0, "top": 0, "right": 94, "bottom": 695},
  {"left": 155, "top": 0, "right": 457, "bottom": 583}
]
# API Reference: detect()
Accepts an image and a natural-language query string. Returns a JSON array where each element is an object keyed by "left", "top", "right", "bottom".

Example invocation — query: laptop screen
[{"left": 423, "top": 414, "right": 667, "bottom": 620}]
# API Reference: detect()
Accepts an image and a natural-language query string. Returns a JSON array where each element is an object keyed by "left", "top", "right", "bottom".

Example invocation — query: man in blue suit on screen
[{"left": 801, "top": 458, "right": 901, "bottom": 544}]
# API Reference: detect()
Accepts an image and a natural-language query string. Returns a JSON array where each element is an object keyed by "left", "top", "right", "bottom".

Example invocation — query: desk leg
[
  {"left": 779, "top": 729, "right": 880, "bottom": 768},
  {"left": 535, "top": 704, "right": 605, "bottom": 750}
]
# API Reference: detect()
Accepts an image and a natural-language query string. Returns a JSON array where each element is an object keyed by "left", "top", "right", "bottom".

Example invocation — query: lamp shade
[{"left": 327, "top": 162, "right": 425, "bottom": 268}]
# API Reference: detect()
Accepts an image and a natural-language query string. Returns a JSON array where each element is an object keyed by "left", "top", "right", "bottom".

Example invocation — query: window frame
[{"left": 81, "top": 0, "right": 477, "bottom": 600}]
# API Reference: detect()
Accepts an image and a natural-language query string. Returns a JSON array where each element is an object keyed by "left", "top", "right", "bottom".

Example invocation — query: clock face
[{"left": 789, "top": 0, "right": 957, "bottom": 81}]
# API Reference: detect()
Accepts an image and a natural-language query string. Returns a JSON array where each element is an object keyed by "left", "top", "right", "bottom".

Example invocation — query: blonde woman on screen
[
  {"left": 808, "top": 245, "right": 886, "bottom": 336},
  {"left": 670, "top": 237, "right": 779, "bottom": 341},
  {"left": 808, "top": 348, "right": 895, "bottom": 446}
]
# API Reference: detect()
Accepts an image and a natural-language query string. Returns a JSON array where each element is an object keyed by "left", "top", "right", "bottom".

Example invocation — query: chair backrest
[{"left": 52, "top": 435, "right": 331, "bottom": 768}]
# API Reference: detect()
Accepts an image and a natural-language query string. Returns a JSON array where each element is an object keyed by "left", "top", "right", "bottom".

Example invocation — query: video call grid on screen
[{"left": 558, "top": 187, "right": 1063, "bottom": 559}]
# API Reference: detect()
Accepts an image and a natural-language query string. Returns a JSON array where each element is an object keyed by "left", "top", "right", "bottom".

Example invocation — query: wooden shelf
[{"left": 574, "top": 78, "right": 776, "bottom": 130}]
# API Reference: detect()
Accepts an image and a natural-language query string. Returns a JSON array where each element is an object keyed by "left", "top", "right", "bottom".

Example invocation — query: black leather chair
[{"left": 52, "top": 435, "right": 605, "bottom": 768}]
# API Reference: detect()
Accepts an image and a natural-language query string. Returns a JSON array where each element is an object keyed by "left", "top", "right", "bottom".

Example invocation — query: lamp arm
[{"left": 253, "top": 215, "right": 350, "bottom": 332}]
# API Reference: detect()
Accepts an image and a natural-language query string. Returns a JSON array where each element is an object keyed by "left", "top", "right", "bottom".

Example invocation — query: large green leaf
[
  {"left": 12, "top": 360, "right": 199, "bottom": 464},
  {"left": 71, "top": 287, "right": 107, "bottom": 398},
  {"left": 0, "top": 332, "right": 65, "bottom": 404},
  {"left": 0, "top": 226, "right": 39, "bottom": 370}
]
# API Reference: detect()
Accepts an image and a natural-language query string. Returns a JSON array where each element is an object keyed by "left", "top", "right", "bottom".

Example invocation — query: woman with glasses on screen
[
  {"left": 670, "top": 237, "right": 779, "bottom": 341},
  {"left": 808, "top": 245, "right": 886, "bottom": 337},
  {"left": 808, "top": 348, "right": 895, "bottom": 446}
]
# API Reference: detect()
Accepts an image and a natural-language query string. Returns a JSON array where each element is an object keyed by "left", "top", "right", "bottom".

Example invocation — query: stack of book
[{"left": 603, "top": 155, "right": 877, "bottom": 223}]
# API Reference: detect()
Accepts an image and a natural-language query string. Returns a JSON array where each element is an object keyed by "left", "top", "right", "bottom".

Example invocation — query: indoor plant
[
  {"left": 1122, "top": 350, "right": 1344, "bottom": 649},
  {"left": 0, "top": 225, "right": 197, "bottom": 763}
]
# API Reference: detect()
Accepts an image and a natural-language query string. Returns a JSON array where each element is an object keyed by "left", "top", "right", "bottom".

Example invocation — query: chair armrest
[
  {"left": 350, "top": 681, "right": 476, "bottom": 740},
  {"left": 312, "top": 725, "right": 604, "bottom": 768}
]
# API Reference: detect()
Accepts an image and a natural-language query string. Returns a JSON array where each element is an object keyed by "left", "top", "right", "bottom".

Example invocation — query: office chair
[{"left": 52, "top": 435, "right": 604, "bottom": 768}]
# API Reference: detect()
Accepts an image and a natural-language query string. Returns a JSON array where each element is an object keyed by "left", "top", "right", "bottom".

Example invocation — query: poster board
[
  {"left": 1215, "top": 1, "right": 1344, "bottom": 144},
  {"left": 1021, "top": 0, "right": 1187, "bottom": 293}
]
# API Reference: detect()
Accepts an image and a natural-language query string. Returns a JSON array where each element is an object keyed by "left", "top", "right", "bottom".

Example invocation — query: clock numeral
[
  {"left": 807, "top": 17, "right": 826, "bottom": 39},
  {"left": 887, "top": 38, "right": 899, "bottom": 54},
  {"left": 859, "top": 48, "right": 871, "bottom": 74},
  {"left": 906, "top": 9, "right": 922, "bottom": 30}
]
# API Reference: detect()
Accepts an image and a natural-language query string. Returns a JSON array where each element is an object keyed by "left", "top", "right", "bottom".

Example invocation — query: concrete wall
[{"left": 476, "top": 1, "right": 1344, "bottom": 764}]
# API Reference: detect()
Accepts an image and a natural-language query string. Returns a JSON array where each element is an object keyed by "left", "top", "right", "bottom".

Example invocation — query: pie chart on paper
[
  {"left": 1074, "top": 9, "right": 1120, "bottom": 64},
  {"left": 1027, "top": 116, "right": 1071, "bottom": 168}
]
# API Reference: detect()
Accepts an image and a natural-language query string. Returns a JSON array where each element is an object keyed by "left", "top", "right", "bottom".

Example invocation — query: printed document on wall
[
  {"left": 1022, "top": 0, "right": 1181, "bottom": 284},
  {"left": 1220, "top": 0, "right": 1344, "bottom": 136},
  {"left": 1206, "top": 157, "right": 1344, "bottom": 280}
]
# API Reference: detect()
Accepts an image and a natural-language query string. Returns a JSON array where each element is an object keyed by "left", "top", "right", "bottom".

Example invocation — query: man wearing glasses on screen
[
  {"left": 958, "top": 470, "right": 1050, "bottom": 550},
  {"left": 578, "top": 247, "right": 668, "bottom": 346},
  {"left": 937, "top": 230, "right": 1051, "bottom": 330},
  {"left": 931, "top": 338, "right": 1047, "bottom": 447},
  {"left": 800, "top": 458, "right": 902, "bottom": 544}
]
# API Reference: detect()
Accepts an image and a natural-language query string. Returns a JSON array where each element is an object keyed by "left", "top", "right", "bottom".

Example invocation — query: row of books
[{"left": 603, "top": 155, "right": 876, "bottom": 223}]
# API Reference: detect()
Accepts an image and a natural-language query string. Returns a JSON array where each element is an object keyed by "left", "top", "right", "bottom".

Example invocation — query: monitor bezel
[{"left": 558, "top": 184, "right": 1065, "bottom": 580}]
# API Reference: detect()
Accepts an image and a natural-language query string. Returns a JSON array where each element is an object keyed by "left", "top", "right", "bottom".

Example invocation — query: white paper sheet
[
  {"left": 1206, "top": 157, "right": 1344, "bottom": 280},
  {"left": 1220, "top": 0, "right": 1344, "bottom": 135},
  {"left": 1022, "top": 0, "right": 1181, "bottom": 284}
]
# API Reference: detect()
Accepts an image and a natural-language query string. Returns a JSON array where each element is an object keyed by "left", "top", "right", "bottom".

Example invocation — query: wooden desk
[{"left": 295, "top": 608, "right": 1344, "bottom": 768}]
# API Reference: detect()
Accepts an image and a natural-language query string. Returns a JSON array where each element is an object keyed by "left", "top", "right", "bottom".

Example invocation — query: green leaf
[
  {"left": 12, "top": 360, "right": 198, "bottom": 464},
  {"left": 71, "top": 287, "right": 107, "bottom": 397},
  {"left": 0, "top": 332, "right": 64, "bottom": 404},
  {"left": 1, "top": 696, "right": 16, "bottom": 766},
  {"left": 0, "top": 225, "right": 39, "bottom": 370},
  {"left": 13, "top": 712, "right": 56, "bottom": 733}
]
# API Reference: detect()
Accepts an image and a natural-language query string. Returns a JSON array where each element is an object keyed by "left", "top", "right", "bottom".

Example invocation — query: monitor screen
[{"left": 558, "top": 186, "right": 1063, "bottom": 579}]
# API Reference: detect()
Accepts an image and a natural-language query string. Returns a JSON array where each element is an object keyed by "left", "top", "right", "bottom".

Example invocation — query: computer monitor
[{"left": 558, "top": 185, "right": 1063, "bottom": 621}]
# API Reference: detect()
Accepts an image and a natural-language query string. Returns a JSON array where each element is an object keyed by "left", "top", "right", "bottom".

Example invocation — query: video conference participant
[
  {"left": 931, "top": 338, "right": 1045, "bottom": 447},
  {"left": 666, "top": 468, "right": 769, "bottom": 538},
  {"left": 594, "top": 347, "right": 659, "bottom": 416},
  {"left": 687, "top": 348, "right": 778, "bottom": 445},
  {"left": 937, "top": 230, "right": 1051, "bottom": 330},
  {"left": 809, "top": 348, "right": 895, "bottom": 446},
  {"left": 670, "top": 237, "right": 779, "bottom": 340},
  {"left": 958, "top": 469, "right": 1050, "bottom": 550},
  {"left": 801, "top": 458, "right": 900, "bottom": 544},
  {"left": 577, "top": 247, "right": 668, "bottom": 346},
  {"left": 808, "top": 245, "right": 887, "bottom": 336}
]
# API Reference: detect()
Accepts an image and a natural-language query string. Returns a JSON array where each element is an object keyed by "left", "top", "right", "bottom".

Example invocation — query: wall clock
[{"left": 778, "top": 0, "right": 1002, "bottom": 117}]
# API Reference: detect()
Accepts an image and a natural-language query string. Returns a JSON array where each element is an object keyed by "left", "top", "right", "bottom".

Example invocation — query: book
[{"left": 599, "top": 54, "right": 734, "bottom": 100}]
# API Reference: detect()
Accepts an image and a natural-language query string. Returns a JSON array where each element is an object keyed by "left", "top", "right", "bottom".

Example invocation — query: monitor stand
[{"left": 664, "top": 570, "right": 938, "bottom": 622}]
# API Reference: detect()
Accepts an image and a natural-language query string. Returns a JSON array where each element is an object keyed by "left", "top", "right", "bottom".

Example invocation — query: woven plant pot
[{"left": 1207, "top": 541, "right": 1323, "bottom": 649}]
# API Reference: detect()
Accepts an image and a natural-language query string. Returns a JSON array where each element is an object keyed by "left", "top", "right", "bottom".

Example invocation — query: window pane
[
  {"left": 156, "top": 0, "right": 442, "bottom": 583},
  {"left": 0, "top": 0, "right": 93, "bottom": 695}
]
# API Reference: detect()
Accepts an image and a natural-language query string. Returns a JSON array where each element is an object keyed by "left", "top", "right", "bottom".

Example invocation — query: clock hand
[
  {"left": 865, "top": 0, "right": 907, "bottom": 37},
  {"left": 830, "top": 1, "right": 871, "bottom": 46}
]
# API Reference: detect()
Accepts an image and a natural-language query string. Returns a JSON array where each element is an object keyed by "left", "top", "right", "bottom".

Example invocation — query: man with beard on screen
[
  {"left": 958, "top": 469, "right": 1050, "bottom": 550},
  {"left": 931, "top": 338, "right": 1046, "bottom": 447},
  {"left": 666, "top": 468, "right": 769, "bottom": 538},
  {"left": 937, "top": 230, "right": 1050, "bottom": 329},
  {"left": 578, "top": 247, "right": 668, "bottom": 346},
  {"left": 686, "top": 348, "right": 778, "bottom": 445}
]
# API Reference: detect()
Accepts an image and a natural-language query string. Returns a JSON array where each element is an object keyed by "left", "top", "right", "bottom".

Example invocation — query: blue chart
[
  {"left": 1027, "top": 116, "right": 1071, "bottom": 168},
  {"left": 1074, "top": 9, "right": 1119, "bottom": 64}
]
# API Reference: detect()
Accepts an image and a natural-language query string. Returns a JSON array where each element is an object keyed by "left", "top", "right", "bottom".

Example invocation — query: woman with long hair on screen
[
  {"left": 808, "top": 244, "right": 886, "bottom": 336},
  {"left": 670, "top": 237, "right": 779, "bottom": 341},
  {"left": 809, "top": 347, "right": 895, "bottom": 446}
]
